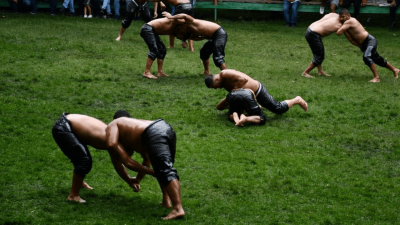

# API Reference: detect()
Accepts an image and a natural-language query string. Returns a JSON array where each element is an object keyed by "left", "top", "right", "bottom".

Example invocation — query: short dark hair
[
  {"left": 338, "top": 8, "right": 349, "bottom": 15},
  {"left": 113, "top": 110, "right": 130, "bottom": 119},
  {"left": 204, "top": 74, "right": 214, "bottom": 88}
]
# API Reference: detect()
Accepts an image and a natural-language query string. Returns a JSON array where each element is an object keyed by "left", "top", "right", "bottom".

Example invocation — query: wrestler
[
  {"left": 337, "top": 8, "right": 399, "bottom": 82},
  {"left": 115, "top": 0, "right": 152, "bottom": 41},
  {"left": 52, "top": 113, "right": 154, "bottom": 203},
  {"left": 153, "top": 0, "right": 195, "bottom": 51},
  {"left": 223, "top": 88, "right": 266, "bottom": 127},
  {"left": 106, "top": 110, "right": 184, "bottom": 220},
  {"left": 302, "top": 13, "right": 343, "bottom": 78},
  {"left": 163, "top": 12, "right": 228, "bottom": 75},
  {"left": 205, "top": 69, "right": 308, "bottom": 114},
  {"left": 140, "top": 17, "right": 188, "bottom": 79}
]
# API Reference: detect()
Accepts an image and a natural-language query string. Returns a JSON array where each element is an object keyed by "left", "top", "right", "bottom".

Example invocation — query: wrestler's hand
[
  {"left": 390, "top": 1, "right": 396, "bottom": 7},
  {"left": 153, "top": 11, "right": 158, "bottom": 18},
  {"left": 129, "top": 177, "right": 141, "bottom": 192},
  {"left": 160, "top": 1, "right": 166, "bottom": 10},
  {"left": 162, "top": 11, "right": 171, "bottom": 18}
]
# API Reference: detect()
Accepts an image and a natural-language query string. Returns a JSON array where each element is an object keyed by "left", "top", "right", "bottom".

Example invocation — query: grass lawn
[{"left": 0, "top": 9, "right": 400, "bottom": 224}]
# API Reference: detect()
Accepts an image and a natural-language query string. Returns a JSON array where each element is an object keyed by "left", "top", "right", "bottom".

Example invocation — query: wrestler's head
[
  {"left": 205, "top": 74, "right": 214, "bottom": 88},
  {"left": 338, "top": 8, "right": 351, "bottom": 24},
  {"left": 113, "top": 110, "right": 131, "bottom": 119}
]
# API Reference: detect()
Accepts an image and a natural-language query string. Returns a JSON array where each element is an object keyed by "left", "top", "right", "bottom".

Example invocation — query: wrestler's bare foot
[
  {"left": 162, "top": 208, "right": 185, "bottom": 220},
  {"left": 235, "top": 116, "right": 246, "bottom": 127},
  {"left": 301, "top": 73, "right": 315, "bottom": 78},
  {"left": 168, "top": 45, "right": 174, "bottom": 49},
  {"left": 68, "top": 195, "right": 86, "bottom": 203},
  {"left": 202, "top": 71, "right": 210, "bottom": 76},
  {"left": 295, "top": 96, "right": 308, "bottom": 112},
  {"left": 160, "top": 201, "right": 172, "bottom": 208},
  {"left": 157, "top": 71, "right": 169, "bottom": 77},
  {"left": 394, "top": 68, "right": 399, "bottom": 78},
  {"left": 369, "top": 77, "right": 380, "bottom": 83},
  {"left": 82, "top": 182, "right": 93, "bottom": 190},
  {"left": 143, "top": 72, "right": 158, "bottom": 79},
  {"left": 116, "top": 36, "right": 122, "bottom": 41},
  {"left": 318, "top": 71, "right": 331, "bottom": 76},
  {"left": 189, "top": 47, "right": 195, "bottom": 52}
]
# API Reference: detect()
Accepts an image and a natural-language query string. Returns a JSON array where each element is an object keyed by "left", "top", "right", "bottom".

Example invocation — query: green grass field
[{"left": 1, "top": 9, "right": 400, "bottom": 224}]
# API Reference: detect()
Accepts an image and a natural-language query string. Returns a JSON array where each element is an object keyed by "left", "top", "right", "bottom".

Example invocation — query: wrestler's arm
[
  {"left": 163, "top": 12, "right": 195, "bottom": 23},
  {"left": 108, "top": 149, "right": 141, "bottom": 192},
  {"left": 153, "top": 2, "right": 158, "bottom": 18},
  {"left": 216, "top": 98, "right": 229, "bottom": 110},
  {"left": 343, "top": 31, "right": 359, "bottom": 46},
  {"left": 336, "top": 21, "right": 351, "bottom": 35},
  {"left": 135, "top": 152, "right": 152, "bottom": 182},
  {"left": 106, "top": 123, "right": 155, "bottom": 176}
]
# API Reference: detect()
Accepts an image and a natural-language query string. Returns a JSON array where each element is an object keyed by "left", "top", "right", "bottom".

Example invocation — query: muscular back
[
  {"left": 220, "top": 69, "right": 259, "bottom": 93},
  {"left": 108, "top": 118, "right": 154, "bottom": 155},
  {"left": 187, "top": 19, "right": 221, "bottom": 40},
  {"left": 309, "top": 13, "right": 342, "bottom": 37},
  {"left": 66, "top": 114, "right": 108, "bottom": 150},
  {"left": 148, "top": 18, "right": 178, "bottom": 35}
]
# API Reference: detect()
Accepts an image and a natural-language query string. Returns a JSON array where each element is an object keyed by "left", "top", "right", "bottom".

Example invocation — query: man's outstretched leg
[
  {"left": 68, "top": 172, "right": 87, "bottom": 203},
  {"left": 317, "top": 65, "right": 330, "bottom": 76},
  {"left": 162, "top": 179, "right": 185, "bottom": 220},
  {"left": 386, "top": 62, "right": 399, "bottom": 79},
  {"left": 284, "top": 96, "right": 308, "bottom": 112},
  {"left": 156, "top": 59, "right": 168, "bottom": 77},
  {"left": 116, "top": 26, "right": 126, "bottom": 41},
  {"left": 302, "top": 62, "right": 316, "bottom": 78},
  {"left": 143, "top": 57, "right": 158, "bottom": 79}
]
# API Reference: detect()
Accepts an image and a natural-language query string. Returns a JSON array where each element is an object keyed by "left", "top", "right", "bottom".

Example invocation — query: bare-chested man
[
  {"left": 337, "top": 8, "right": 399, "bottom": 82},
  {"left": 222, "top": 88, "right": 267, "bottom": 127},
  {"left": 154, "top": 0, "right": 195, "bottom": 51},
  {"left": 115, "top": 0, "right": 153, "bottom": 41},
  {"left": 302, "top": 13, "right": 343, "bottom": 78},
  {"left": 205, "top": 69, "right": 308, "bottom": 115},
  {"left": 106, "top": 110, "right": 184, "bottom": 220},
  {"left": 52, "top": 112, "right": 155, "bottom": 203},
  {"left": 163, "top": 12, "right": 228, "bottom": 75},
  {"left": 140, "top": 17, "right": 188, "bottom": 79}
]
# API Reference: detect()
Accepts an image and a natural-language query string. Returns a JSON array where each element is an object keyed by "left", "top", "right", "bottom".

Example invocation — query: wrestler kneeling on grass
[
  {"left": 205, "top": 69, "right": 308, "bottom": 115},
  {"left": 106, "top": 110, "right": 184, "bottom": 220},
  {"left": 223, "top": 88, "right": 266, "bottom": 127}
]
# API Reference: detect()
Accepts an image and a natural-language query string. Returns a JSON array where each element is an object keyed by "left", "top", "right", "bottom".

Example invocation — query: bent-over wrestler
[
  {"left": 337, "top": 8, "right": 399, "bottom": 82},
  {"left": 140, "top": 17, "right": 188, "bottom": 79},
  {"left": 302, "top": 13, "right": 343, "bottom": 78},
  {"left": 223, "top": 88, "right": 266, "bottom": 127},
  {"left": 52, "top": 113, "right": 154, "bottom": 203},
  {"left": 163, "top": 12, "right": 228, "bottom": 75},
  {"left": 205, "top": 69, "right": 308, "bottom": 114},
  {"left": 106, "top": 110, "right": 184, "bottom": 220},
  {"left": 154, "top": 0, "right": 195, "bottom": 51}
]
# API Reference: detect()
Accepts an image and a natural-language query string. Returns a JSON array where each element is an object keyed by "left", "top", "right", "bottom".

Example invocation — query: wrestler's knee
[
  {"left": 374, "top": 57, "right": 387, "bottom": 67},
  {"left": 270, "top": 101, "right": 290, "bottom": 115},
  {"left": 147, "top": 52, "right": 157, "bottom": 61},
  {"left": 213, "top": 56, "right": 225, "bottom": 68},
  {"left": 122, "top": 19, "right": 132, "bottom": 29},
  {"left": 312, "top": 56, "right": 324, "bottom": 66},
  {"left": 74, "top": 156, "right": 92, "bottom": 177},
  {"left": 363, "top": 56, "right": 374, "bottom": 66}
]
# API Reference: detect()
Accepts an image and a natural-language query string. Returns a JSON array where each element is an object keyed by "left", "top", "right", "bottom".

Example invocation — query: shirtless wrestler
[
  {"left": 302, "top": 13, "right": 343, "bottom": 78},
  {"left": 115, "top": 0, "right": 152, "bottom": 41},
  {"left": 163, "top": 12, "right": 228, "bottom": 75},
  {"left": 153, "top": 0, "right": 195, "bottom": 51},
  {"left": 51, "top": 113, "right": 154, "bottom": 203},
  {"left": 205, "top": 69, "right": 308, "bottom": 114},
  {"left": 140, "top": 17, "right": 188, "bottom": 79},
  {"left": 337, "top": 8, "right": 399, "bottom": 82},
  {"left": 106, "top": 110, "right": 184, "bottom": 220},
  {"left": 223, "top": 88, "right": 267, "bottom": 127}
]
